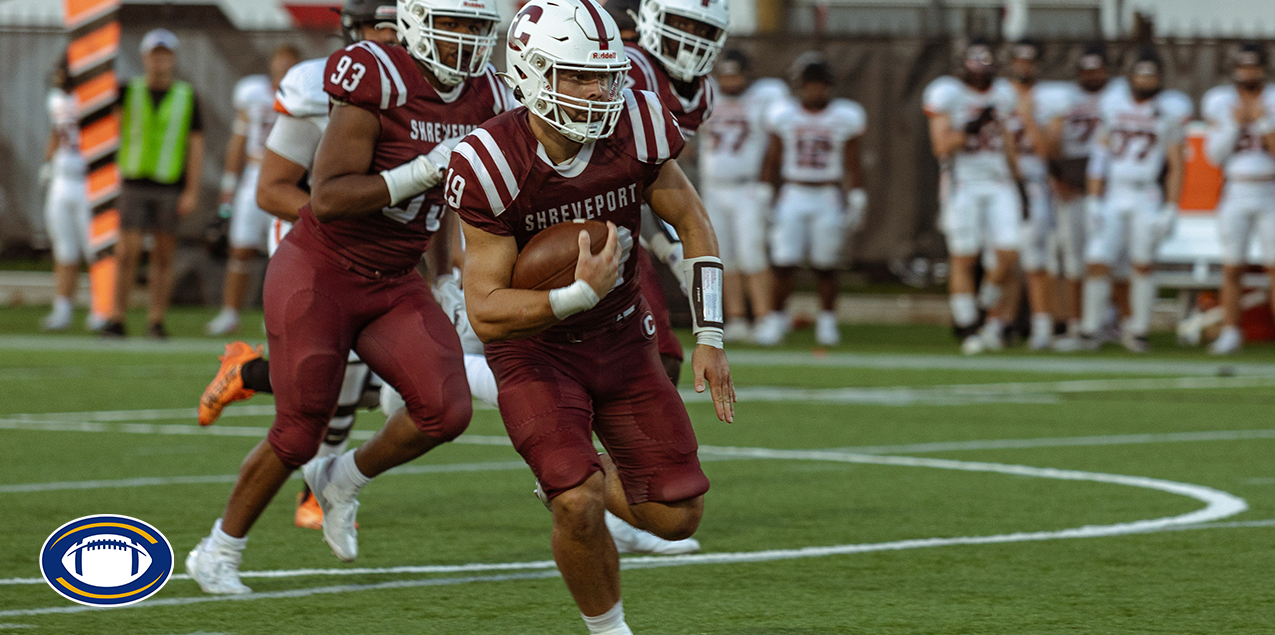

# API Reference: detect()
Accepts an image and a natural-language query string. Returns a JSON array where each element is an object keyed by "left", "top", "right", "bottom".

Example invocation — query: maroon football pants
[
  {"left": 262, "top": 224, "right": 471, "bottom": 469},
  {"left": 485, "top": 300, "right": 709, "bottom": 506}
]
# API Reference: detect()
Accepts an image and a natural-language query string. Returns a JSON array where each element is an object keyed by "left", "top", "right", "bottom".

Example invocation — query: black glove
[{"left": 964, "top": 106, "right": 996, "bottom": 136}]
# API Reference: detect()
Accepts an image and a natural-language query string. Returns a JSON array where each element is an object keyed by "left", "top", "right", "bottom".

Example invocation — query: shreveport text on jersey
[
  {"left": 409, "top": 121, "right": 478, "bottom": 143},
  {"left": 525, "top": 183, "right": 642, "bottom": 232}
]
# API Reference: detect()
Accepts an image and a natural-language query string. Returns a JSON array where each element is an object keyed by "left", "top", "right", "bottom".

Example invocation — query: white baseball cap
[{"left": 140, "top": 29, "right": 180, "bottom": 55}]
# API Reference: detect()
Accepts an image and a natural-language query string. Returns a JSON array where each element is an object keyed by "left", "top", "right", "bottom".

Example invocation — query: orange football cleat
[
  {"left": 295, "top": 490, "right": 324, "bottom": 530},
  {"left": 198, "top": 341, "right": 262, "bottom": 426}
]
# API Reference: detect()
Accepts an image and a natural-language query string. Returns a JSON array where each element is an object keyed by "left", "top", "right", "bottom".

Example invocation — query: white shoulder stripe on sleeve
[
  {"left": 357, "top": 42, "right": 408, "bottom": 108},
  {"left": 627, "top": 47, "right": 658, "bottom": 91},
  {"left": 641, "top": 91, "right": 670, "bottom": 161},
  {"left": 623, "top": 91, "right": 650, "bottom": 162},
  {"left": 454, "top": 140, "right": 507, "bottom": 217},
  {"left": 472, "top": 128, "right": 519, "bottom": 203}
]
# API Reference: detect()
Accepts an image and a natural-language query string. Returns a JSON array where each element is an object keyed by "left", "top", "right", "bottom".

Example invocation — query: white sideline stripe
[
  {"left": 0, "top": 418, "right": 512, "bottom": 447},
  {"left": 0, "top": 447, "right": 1249, "bottom": 612},
  {"left": 0, "top": 365, "right": 215, "bottom": 381},
  {"left": 0, "top": 461, "right": 529, "bottom": 494},
  {"left": 0, "top": 625, "right": 36, "bottom": 630},
  {"left": 10, "top": 518, "right": 1275, "bottom": 588},
  {"left": 0, "top": 571, "right": 563, "bottom": 617},
  {"left": 830, "top": 429, "right": 1275, "bottom": 455},
  {"left": 0, "top": 336, "right": 228, "bottom": 353},
  {"left": 718, "top": 350, "right": 1275, "bottom": 376}
]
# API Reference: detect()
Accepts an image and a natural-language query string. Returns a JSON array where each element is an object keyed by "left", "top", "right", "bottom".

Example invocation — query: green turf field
[{"left": 1, "top": 307, "right": 1273, "bottom": 634}]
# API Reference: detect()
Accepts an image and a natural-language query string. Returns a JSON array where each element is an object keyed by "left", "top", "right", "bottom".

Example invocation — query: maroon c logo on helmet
[{"left": 509, "top": 5, "right": 544, "bottom": 51}]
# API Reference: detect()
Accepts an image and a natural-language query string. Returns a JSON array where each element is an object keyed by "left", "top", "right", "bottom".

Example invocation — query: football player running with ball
[
  {"left": 450, "top": 1, "right": 733, "bottom": 632},
  {"left": 185, "top": 0, "right": 508, "bottom": 594}
]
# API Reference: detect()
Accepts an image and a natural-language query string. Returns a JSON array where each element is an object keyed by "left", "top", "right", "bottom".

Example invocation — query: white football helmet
[
  {"left": 635, "top": 0, "right": 729, "bottom": 82},
  {"left": 398, "top": 0, "right": 501, "bottom": 86},
  {"left": 506, "top": 0, "right": 630, "bottom": 143}
]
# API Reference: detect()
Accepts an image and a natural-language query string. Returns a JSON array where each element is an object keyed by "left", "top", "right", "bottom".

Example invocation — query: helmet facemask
[
  {"left": 518, "top": 52, "right": 629, "bottom": 143},
  {"left": 400, "top": 2, "right": 499, "bottom": 86},
  {"left": 637, "top": 3, "right": 726, "bottom": 82}
]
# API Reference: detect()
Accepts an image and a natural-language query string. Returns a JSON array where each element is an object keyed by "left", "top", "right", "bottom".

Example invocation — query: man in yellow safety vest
[{"left": 106, "top": 28, "right": 205, "bottom": 338}]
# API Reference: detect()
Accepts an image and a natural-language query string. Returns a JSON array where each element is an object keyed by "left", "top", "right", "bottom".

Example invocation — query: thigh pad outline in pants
[
  {"left": 263, "top": 241, "right": 356, "bottom": 469},
  {"left": 705, "top": 186, "right": 738, "bottom": 271},
  {"left": 769, "top": 186, "right": 815, "bottom": 267},
  {"left": 590, "top": 324, "right": 707, "bottom": 506},
  {"left": 808, "top": 187, "right": 847, "bottom": 270},
  {"left": 353, "top": 278, "right": 472, "bottom": 443},
  {"left": 942, "top": 183, "right": 986, "bottom": 257},
  {"left": 1019, "top": 181, "right": 1053, "bottom": 271}
]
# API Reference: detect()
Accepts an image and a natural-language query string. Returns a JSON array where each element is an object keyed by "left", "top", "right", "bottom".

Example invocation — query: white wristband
[
  {"left": 681, "top": 256, "right": 725, "bottom": 349},
  {"left": 548, "top": 279, "right": 600, "bottom": 320},
  {"left": 220, "top": 172, "right": 239, "bottom": 195}
]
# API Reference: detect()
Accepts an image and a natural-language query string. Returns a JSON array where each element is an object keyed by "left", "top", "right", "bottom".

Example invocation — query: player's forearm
[
  {"left": 466, "top": 288, "right": 559, "bottom": 342},
  {"left": 223, "top": 134, "right": 247, "bottom": 178},
  {"left": 1164, "top": 146, "right": 1185, "bottom": 205},
  {"left": 647, "top": 162, "right": 719, "bottom": 259},
  {"left": 256, "top": 151, "right": 308, "bottom": 222},
  {"left": 1086, "top": 177, "right": 1105, "bottom": 198},
  {"left": 184, "top": 134, "right": 205, "bottom": 194},
  {"left": 311, "top": 174, "right": 392, "bottom": 222},
  {"left": 424, "top": 210, "right": 452, "bottom": 280},
  {"left": 44, "top": 130, "right": 58, "bottom": 162}
]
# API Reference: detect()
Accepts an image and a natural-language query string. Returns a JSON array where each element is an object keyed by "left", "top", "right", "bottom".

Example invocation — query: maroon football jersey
[
  {"left": 449, "top": 89, "right": 685, "bottom": 334},
  {"left": 624, "top": 44, "right": 716, "bottom": 136},
  {"left": 300, "top": 41, "right": 513, "bottom": 272}
]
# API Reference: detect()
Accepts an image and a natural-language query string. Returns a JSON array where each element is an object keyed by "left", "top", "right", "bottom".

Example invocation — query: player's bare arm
[
  {"left": 1041, "top": 116, "right": 1065, "bottom": 159},
  {"left": 256, "top": 148, "right": 308, "bottom": 222},
  {"left": 645, "top": 160, "right": 735, "bottom": 422},
  {"left": 461, "top": 220, "right": 621, "bottom": 342},
  {"left": 179, "top": 131, "right": 204, "bottom": 217},
  {"left": 842, "top": 136, "right": 863, "bottom": 190},
  {"left": 1163, "top": 141, "right": 1185, "bottom": 205},
  {"left": 424, "top": 207, "right": 454, "bottom": 281},
  {"left": 760, "top": 133, "right": 783, "bottom": 190},
  {"left": 926, "top": 112, "right": 965, "bottom": 158},
  {"left": 310, "top": 102, "right": 388, "bottom": 221},
  {"left": 221, "top": 113, "right": 249, "bottom": 208}
]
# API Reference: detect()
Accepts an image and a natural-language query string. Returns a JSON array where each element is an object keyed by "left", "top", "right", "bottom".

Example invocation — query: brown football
[{"left": 511, "top": 220, "right": 609, "bottom": 290}]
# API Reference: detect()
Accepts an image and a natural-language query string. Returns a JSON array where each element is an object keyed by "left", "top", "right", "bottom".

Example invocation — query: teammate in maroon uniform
[
  {"left": 451, "top": 0, "right": 733, "bottom": 631},
  {"left": 621, "top": 0, "right": 729, "bottom": 382},
  {"left": 185, "top": 0, "right": 507, "bottom": 595}
]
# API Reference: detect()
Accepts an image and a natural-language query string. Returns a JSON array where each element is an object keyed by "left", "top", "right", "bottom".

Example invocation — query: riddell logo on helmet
[{"left": 590, "top": 51, "right": 618, "bottom": 61}]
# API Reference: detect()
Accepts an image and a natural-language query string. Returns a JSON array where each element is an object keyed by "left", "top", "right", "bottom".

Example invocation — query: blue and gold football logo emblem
[{"left": 39, "top": 515, "right": 173, "bottom": 607}]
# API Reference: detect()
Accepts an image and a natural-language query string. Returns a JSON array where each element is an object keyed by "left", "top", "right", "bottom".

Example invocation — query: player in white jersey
[
  {"left": 1080, "top": 48, "right": 1191, "bottom": 353},
  {"left": 206, "top": 45, "right": 301, "bottom": 336},
  {"left": 39, "top": 57, "right": 96, "bottom": 331},
  {"left": 1036, "top": 44, "right": 1113, "bottom": 349},
  {"left": 923, "top": 40, "right": 1024, "bottom": 353},
  {"left": 754, "top": 54, "right": 865, "bottom": 347},
  {"left": 698, "top": 49, "right": 787, "bottom": 343},
  {"left": 1000, "top": 40, "right": 1059, "bottom": 350},
  {"left": 1202, "top": 43, "right": 1275, "bottom": 354}
]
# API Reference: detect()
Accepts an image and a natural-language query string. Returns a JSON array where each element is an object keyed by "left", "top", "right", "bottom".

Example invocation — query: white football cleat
[
  {"left": 205, "top": 308, "right": 240, "bottom": 336},
  {"left": 40, "top": 309, "right": 72, "bottom": 331},
  {"left": 960, "top": 334, "right": 986, "bottom": 355},
  {"left": 1122, "top": 332, "right": 1150, "bottom": 354},
  {"left": 1209, "top": 326, "right": 1243, "bottom": 355},
  {"left": 722, "top": 320, "right": 752, "bottom": 343},
  {"left": 605, "top": 512, "right": 700, "bottom": 555},
  {"left": 185, "top": 537, "right": 251, "bottom": 595},
  {"left": 303, "top": 455, "right": 361, "bottom": 562},
  {"left": 814, "top": 313, "right": 840, "bottom": 347},
  {"left": 979, "top": 321, "right": 1004, "bottom": 351},
  {"left": 753, "top": 312, "right": 790, "bottom": 346}
]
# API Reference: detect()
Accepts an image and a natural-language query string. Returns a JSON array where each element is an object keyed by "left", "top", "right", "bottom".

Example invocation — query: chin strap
[{"left": 681, "top": 256, "right": 725, "bottom": 349}]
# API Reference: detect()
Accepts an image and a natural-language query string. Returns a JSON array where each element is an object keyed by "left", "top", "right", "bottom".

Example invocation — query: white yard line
[
  {"left": 0, "top": 446, "right": 1250, "bottom": 615},
  {"left": 720, "top": 350, "right": 1275, "bottom": 376}
]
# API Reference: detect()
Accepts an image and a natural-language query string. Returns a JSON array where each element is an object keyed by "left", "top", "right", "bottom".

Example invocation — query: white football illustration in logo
[{"left": 60, "top": 534, "right": 153, "bottom": 588}]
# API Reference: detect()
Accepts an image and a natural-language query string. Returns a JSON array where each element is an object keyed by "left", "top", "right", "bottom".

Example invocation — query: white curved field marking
[{"left": 0, "top": 447, "right": 1251, "bottom": 615}]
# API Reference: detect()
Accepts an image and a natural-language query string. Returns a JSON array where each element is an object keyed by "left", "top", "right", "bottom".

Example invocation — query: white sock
[
  {"left": 464, "top": 353, "right": 499, "bottom": 407},
  {"left": 1219, "top": 324, "right": 1241, "bottom": 339},
  {"left": 582, "top": 600, "right": 632, "bottom": 635},
  {"left": 1067, "top": 318, "right": 1081, "bottom": 336},
  {"left": 978, "top": 282, "right": 1002, "bottom": 310},
  {"left": 949, "top": 293, "right": 978, "bottom": 327},
  {"left": 1129, "top": 273, "right": 1155, "bottom": 337},
  {"left": 982, "top": 316, "right": 1003, "bottom": 335},
  {"left": 1031, "top": 313, "right": 1053, "bottom": 339},
  {"left": 52, "top": 296, "right": 72, "bottom": 315},
  {"left": 818, "top": 310, "right": 836, "bottom": 322},
  {"left": 332, "top": 450, "right": 372, "bottom": 492},
  {"left": 211, "top": 518, "right": 247, "bottom": 551},
  {"left": 1081, "top": 276, "right": 1111, "bottom": 336}
]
